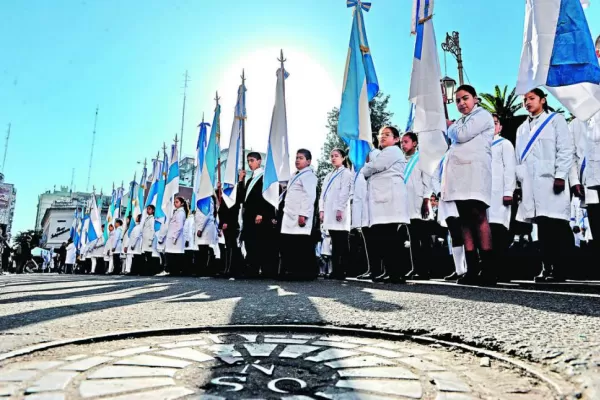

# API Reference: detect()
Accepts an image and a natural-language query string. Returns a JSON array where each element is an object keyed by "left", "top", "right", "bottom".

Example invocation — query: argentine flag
[
  {"left": 195, "top": 109, "right": 220, "bottom": 215},
  {"left": 145, "top": 158, "right": 164, "bottom": 211},
  {"left": 408, "top": 0, "right": 449, "bottom": 176},
  {"left": 89, "top": 193, "right": 103, "bottom": 242},
  {"left": 132, "top": 165, "right": 148, "bottom": 234},
  {"left": 222, "top": 84, "right": 246, "bottom": 208},
  {"left": 161, "top": 142, "right": 180, "bottom": 218},
  {"left": 338, "top": 0, "right": 379, "bottom": 172},
  {"left": 516, "top": 0, "right": 600, "bottom": 121},
  {"left": 263, "top": 65, "right": 291, "bottom": 208},
  {"left": 70, "top": 208, "right": 79, "bottom": 240}
]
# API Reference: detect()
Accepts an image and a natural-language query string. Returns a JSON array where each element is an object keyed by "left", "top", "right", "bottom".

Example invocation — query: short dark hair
[
  {"left": 379, "top": 126, "right": 400, "bottom": 139},
  {"left": 115, "top": 219, "right": 123, "bottom": 226},
  {"left": 146, "top": 205, "right": 155, "bottom": 212},
  {"left": 527, "top": 88, "right": 550, "bottom": 111},
  {"left": 403, "top": 132, "right": 418, "bottom": 143},
  {"left": 297, "top": 149, "right": 312, "bottom": 161},
  {"left": 247, "top": 152, "right": 262, "bottom": 160},
  {"left": 331, "top": 148, "right": 350, "bottom": 168},
  {"left": 135, "top": 214, "right": 141, "bottom": 222}
]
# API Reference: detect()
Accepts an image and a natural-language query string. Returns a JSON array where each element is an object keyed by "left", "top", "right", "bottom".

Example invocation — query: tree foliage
[
  {"left": 13, "top": 230, "right": 43, "bottom": 248},
  {"left": 479, "top": 85, "right": 522, "bottom": 123},
  {"left": 316, "top": 92, "right": 394, "bottom": 186}
]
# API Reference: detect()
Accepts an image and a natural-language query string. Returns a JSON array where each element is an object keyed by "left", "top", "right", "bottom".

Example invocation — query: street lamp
[
  {"left": 440, "top": 76, "right": 457, "bottom": 119},
  {"left": 442, "top": 31, "right": 464, "bottom": 85}
]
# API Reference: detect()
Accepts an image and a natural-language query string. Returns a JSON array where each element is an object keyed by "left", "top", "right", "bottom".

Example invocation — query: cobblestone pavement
[{"left": 0, "top": 274, "right": 599, "bottom": 399}]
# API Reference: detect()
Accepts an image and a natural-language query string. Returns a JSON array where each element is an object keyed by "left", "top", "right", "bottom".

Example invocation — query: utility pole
[
  {"left": 1, "top": 123, "right": 10, "bottom": 174},
  {"left": 86, "top": 106, "right": 99, "bottom": 192},
  {"left": 70, "top": 168, "right": 75, "bottom": 195},
  {"left": 442, "top": 31, "right": 464, "bottom": 85},
  {"left": 215, "top": 92, "right": 222, "bottom": 206},
  {"left": 179, "top": 70, "right": 190, "bottom": 162}
]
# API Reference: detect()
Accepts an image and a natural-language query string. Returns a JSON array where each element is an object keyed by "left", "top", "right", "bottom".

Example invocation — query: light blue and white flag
[
  {"left": 103, "top": 187, "right": 116, "bottom": 242},
  {"left": 338, "top": 0, "right": 379, "bottom": 172},
  {"left": 114, "top": 186, "right": 124, "bottom": 221},
  {"left": 154, "top": 149, "right": 169, "bottom": 223},
  {"left": 70, "top": 208, "right": 79, "bottom": 240},
  {"left": 161, "top": 142, "right": 180, "bottom": 219},
  {"left": 263, "top": 66, "right": 291, "bottom": 208},
  {"left": 89, "top": 192, "right": 103, "bottom": 242},
  {"left": 80, "top": 215, "right": 89, "bottom": 249},
  {"left": 408, "top": 0, "right": 448, "bottom": 176},
  {"left": 145, "top": 158, "right": 164, "bottom": 211},
  {"left": 195, "top": 112, "right": 219, "bottom": 215},
  {"left": 223, "top": 84, "right": 246, "bottom": 208},
  {"left": 516, "top": 0, "right": 600, "bottom": 121},
  {"left": 132, "top": 165, "right": 148, "bottom": 234}
]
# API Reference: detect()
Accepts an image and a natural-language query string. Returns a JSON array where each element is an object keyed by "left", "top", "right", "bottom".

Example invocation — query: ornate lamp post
[
  {"left": 442, "top": 31, "right": 464, "bottom": 86},
  {"left": 440, "top": 75, "right": 457, "bottom": 119}
]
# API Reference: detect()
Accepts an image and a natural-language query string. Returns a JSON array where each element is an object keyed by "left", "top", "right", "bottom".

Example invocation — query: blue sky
[{"left": 1, "top": 0, "right": 599, "bottom": 236}]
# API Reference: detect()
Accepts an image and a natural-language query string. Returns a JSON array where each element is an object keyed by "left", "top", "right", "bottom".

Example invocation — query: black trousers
[
  {"left": 130, "top": 254, "right": 143, "bottom": 275},
  {"left": 183, "top": 250, "right": 195, "bottom": 276},
  {"left": 587, "top": 202, "right": 600, "bottom": 278},
  {"left": 490, "top": 223, "right": 510, "bottom": 279},
  {"left": 166, "top": 253, "right": 184, "bottom": 275},
  {"left": 223, "top": 229, "right": 243, "bottom": 276},
  {"left": 142, "top": 251, "right": 159, "bottom": 276},
  {"left": 329, "top": 230, "right": 349, "bottom": 279},
  {"left": 349, "top": 228, "right": 370, "bottom": 277},
  {"left": 112, "top": 254, "right": 123, "bottom": 275},
  {"left": 280, "top": 233, "right": 317, "bottom": 280},
  {"left": 94, "top": 258, "right": 106, "bottom": 275},
  {"left": 536, "top": 216, "right": 574, "bottom": 278},
  {"left": 195, "top": 245, "right": 211, "bottom": 276},
  {"left": 65, "top": 263, "right": 74, "bottom": 274},
  {"left": 408, "top": 219, "right": 432, "bottom": 276},
  {"left": 366, "top": 223, "right": 412, "bottom": 279}
]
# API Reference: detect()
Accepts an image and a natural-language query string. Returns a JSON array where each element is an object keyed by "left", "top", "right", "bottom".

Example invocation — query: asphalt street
[{"left": 0, "top": 274, "right": 598, "bottom": 398}]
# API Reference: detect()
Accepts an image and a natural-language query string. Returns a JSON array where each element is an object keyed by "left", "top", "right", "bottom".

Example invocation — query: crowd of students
[{"left": 72, "top": 84, "right": 598, "bottom": 285}]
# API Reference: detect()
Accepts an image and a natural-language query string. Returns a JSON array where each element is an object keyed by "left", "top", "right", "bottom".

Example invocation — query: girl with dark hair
[
  {"left": 195, "top": 196, "right": 218, "bottom": 276},
  {"left": 319, "top": 148, "right": 353, "bottom": 280},
  {"left": 401, "top": 132, "right": 433, "bottom": 280},
  {"left": 515, "top": 89, "right": 577, "bottom": 282},
  {"left": 363, "top": 126, "right": 412, "bottom": 283},
  {"left": 165, "top": 196, "right": 188, "bottom": 276},
  {"left": 444, "top": 85, "right": 496, "bottom": 284}
]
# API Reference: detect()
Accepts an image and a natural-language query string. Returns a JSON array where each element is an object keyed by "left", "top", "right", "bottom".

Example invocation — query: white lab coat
[
  {"left": 431, "top": 152, "right": 458, "bottom": 227},
  {"left": 195, "top": 202, "right": 217, "bottom": 245},
  {"left": 571, "top": 114, "right": 600, "bottom": 205},
  {"left": 141, "top": 216, "right": 155, "bottom": 253},
  {"left": 65, "top": 243, "right": 76, "bottom": 264},
  {"left": 165, "top": 207, "right": 186, "bottom": 254},
  {"left": 443, "top": 106, "right": 495, "bottom": 205},
  {"left": 93, "top": 237, "right": 105, "bottom": 258},
  {"left": 112, "top": 226, "right": 123, "bottom": 254},
  {"left": 363, "top": 146, "right": 410, "bottom": 226},
  {"left": 319, "top": 166, "right": 353, "bottom": 231},
  {"left": 184, "top": 215, "right": 196, "bottom": 250},
  {"left": 281, "top": 167, "right": 318, "bottom": 236},
  {"left": 404, "top": 153, "right": 432, "bottom": 221},
  {"left": 351, "top": 170, "right": 369, "bottom": 229},
  {"left": 515, "top": 112, "right": 575, "bottom": 222},
  {"left": 128, "top": 224, "right": 142, "bottom": 255},
  {"left": 488, "top": 135, "right": 516, "bottom": 229}
]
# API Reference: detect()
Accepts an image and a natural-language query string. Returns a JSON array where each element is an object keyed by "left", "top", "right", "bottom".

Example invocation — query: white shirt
[
  {"left": 488, "top": 135, "right": 516, "bottom": 229},
  {"left": 404, "top": 152, "right": 432, "bottom": 221},
  {"left": 142, "top": 215, "right": 155, "bottom": 253},
  {"left": 281, "top": 167, "right": 318, "bottom": 235},
  {"left": 166, "top": 207, "right": 187, "bottom": 254},
  {"left": 66, "top": 243, "right": 76, "bottom": 264},
  {"left": 351, "top": 170, "right": 369, "bottom": 229},
  {"left": 128, "top": 224, "right": 142, "bottom": 255}
]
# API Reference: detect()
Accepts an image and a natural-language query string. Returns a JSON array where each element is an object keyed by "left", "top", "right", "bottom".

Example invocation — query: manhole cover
[{"left": 0, "top": 331, "right": 557, "bottom": 399}]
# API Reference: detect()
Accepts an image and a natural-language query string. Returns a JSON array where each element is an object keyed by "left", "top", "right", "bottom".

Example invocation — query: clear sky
[{"left": 1, "top": 0, "right": 599, "bottom": 237}]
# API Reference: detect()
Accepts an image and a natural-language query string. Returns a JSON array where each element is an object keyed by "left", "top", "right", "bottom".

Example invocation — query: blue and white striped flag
[
  {"left": 161, "top": 142, "right": 180, "bottom": 218},
  {"left": 88, "top": 193, "right": 102, "bottom": 242},
  {"left": 338, "top": 1, "right": 379, "bottom": 172},
  {"left": 222, "top": 84, "right": 246, "bottom": 208},
  {"left": 516, "top": 0, "right": 600, "bottom": 121},
  {"left": 263, "top": 66, "right": 291, "bottom": 208},
  {"left": 408, "top": 0, "right": 448, "bottom": 176},
  {"left": 195, "top": 111, "right": 219, "bottom": 215}
]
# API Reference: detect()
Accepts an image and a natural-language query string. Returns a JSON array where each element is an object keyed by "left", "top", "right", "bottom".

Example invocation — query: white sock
[{"left": 452, "top": 246, "right": 467, "bottom": 275}]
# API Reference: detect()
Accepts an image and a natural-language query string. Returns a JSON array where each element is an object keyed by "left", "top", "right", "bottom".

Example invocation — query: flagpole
[
  {"left": 240, "top": 69, "right": 247, "bottom": 172},
  {"left": 215, "top": 91, "right": 223, "bottom": 206}
]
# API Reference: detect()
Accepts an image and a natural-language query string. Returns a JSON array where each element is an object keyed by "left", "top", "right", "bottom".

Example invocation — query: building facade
[
  {"left": 0, "top": 173, "right": 16, "bottom": 239},
  {"left": 40, "top": 203, "right": 109, "bottom": 249}
]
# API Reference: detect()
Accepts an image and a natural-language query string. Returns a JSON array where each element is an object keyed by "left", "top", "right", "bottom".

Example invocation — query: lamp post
[
  {"left": 442, "top": 31, "right": 464, "bottom": 86},
  {"left": 440, "top": 75, "right": 457, "bottom": 119}
]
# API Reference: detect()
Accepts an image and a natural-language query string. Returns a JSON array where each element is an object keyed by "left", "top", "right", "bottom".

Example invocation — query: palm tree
[{"left": 480, "top": 85, "right": 523, "bottom": 123}]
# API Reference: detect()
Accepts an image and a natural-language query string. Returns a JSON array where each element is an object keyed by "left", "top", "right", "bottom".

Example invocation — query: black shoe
[
  {"left": 444, "top": 272, "right": 459, "bottom": 281},
  {"left": 544, "top": 275, "right": 566, "bottom": 283},
  {"left": 389, "top": 276, "right": 406, "bottom": 284},
  {"left": 478, "top": 270, "right": 497, "bottom": 286},
  {"left": 405, "top": 269, "right": 417, "bottom": 279},
  {"left": 457, "top": 272, "right": 479, "bottom": 285},
  {"left": 356, "top": 272, "right": 371, "bottom": 280},
  {"left": 408, "top": 273, "right": 429, "bottom": 281},
  {"left": 372, "top": 273, "right": 389, "bottom": 283}
]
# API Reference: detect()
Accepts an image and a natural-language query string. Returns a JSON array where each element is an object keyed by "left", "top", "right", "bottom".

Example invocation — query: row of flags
[{"left": 69, "top": 0, "right": 600, "bottom": 252}]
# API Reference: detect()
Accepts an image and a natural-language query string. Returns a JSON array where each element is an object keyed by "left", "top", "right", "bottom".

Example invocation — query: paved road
[{"left": 0, "top": 274, "right": 599, "bottom": 398}]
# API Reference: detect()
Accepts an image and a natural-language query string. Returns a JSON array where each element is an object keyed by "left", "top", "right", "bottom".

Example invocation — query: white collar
[{"left": 251, "top": 167, "right": 264, "bottom": 178}]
